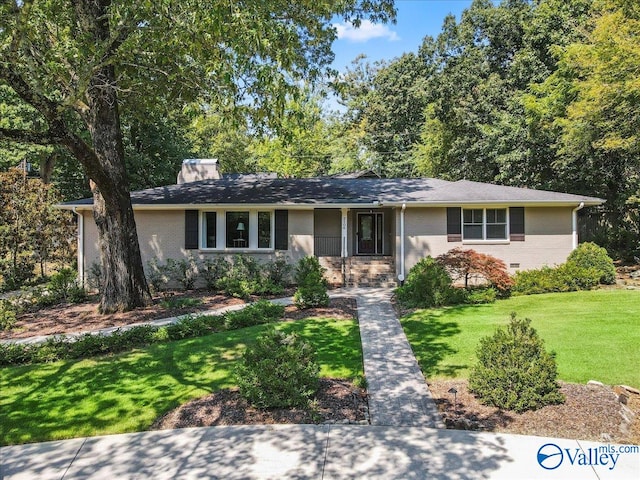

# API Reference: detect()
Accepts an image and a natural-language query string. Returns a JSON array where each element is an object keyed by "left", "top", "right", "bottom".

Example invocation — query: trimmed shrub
[
  {"left": 567, "top": 242, "right": 616, "bottom": 285},
  {"left": 48, "top": 268, "right": 84, "bottom": 302},
  {"left": 293, "top": 256, "right": 329, "bottom": 309},
  {"left": 512, "top": 264, "right": 600, "bottom": 295},
  {"left": 165, "top": 256, "right": 198, "bottom": 290},
  {"left": 146, "top": 258, "right": 170, "bottom": 292},
  {"left": 436, "top": 248, "right": 513, "bottom": 293},
  {"left": 263, "top": 257, "right": 293, "bottom": 288},
  {"left": 0, "top": 299, "right": 17, "bottom": 331},
  {"left": 469, "top": 314, "right": 564, "bottom": 413},
  {"left": 465, "top": 287, "right": 497, "bottom": 304},
  {"left": 395, "top": 257, "right": 456, "bottom": 308},
  {"left": 219, "top": 255, "right": 262, "bottom": 298},
  {"left": 224, "top": 300, "right": 285, "bottom": 329},
  {"left": 86, "top": 262, "right": 104, "bottom": 291},
  {"left": 235, "top": 328, "right": 319, "bottom": 408},
  {"left": 200, "top": 257, "right": 230, "bottom": 291}
]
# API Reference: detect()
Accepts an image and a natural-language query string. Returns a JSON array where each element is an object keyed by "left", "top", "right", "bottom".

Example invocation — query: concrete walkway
[
  {"left": 2, "top": 425, "right": 638, "bottom": 479},
  {"left": 356, "top": 288, "right": 443, "bottom": 427}
]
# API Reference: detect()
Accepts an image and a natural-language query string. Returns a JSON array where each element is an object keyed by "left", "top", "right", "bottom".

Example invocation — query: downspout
[
  {"left": 72, "top": 207, "right": 85, "bottom": 287},
  {"left": 399, "top": 203, "right": 406, "bottom": 284},
  {"left": 572, "top": 202, "right": 584, "bottom": 250}
]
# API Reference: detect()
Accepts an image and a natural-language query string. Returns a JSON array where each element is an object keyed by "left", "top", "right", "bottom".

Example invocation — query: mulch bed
[
  {"left": 282, "top": 297, "right": 357, "bottom": 322},
  {"left": 151, "top": 378, "right": 368, "bottom": 430},
  {"left": 1, "top": 292, "right": 357, "bottom": 340},
  {"left": 429, "top": 379, "right": 640, "bottom": 444},
  {"left": 0, "top": 290, "right": 248, "bottom": 340}
]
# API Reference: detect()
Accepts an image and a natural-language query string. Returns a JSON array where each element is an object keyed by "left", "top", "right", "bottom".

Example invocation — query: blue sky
[{"left": 331, "top": 0, "right": 474, "bottom": 72}]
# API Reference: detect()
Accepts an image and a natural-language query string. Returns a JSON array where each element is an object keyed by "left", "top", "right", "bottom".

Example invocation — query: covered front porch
[{"left": 313, "top": 207, "right": 397, "bottom": 287}]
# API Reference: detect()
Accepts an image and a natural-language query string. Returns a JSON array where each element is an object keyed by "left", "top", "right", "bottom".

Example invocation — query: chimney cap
[{"left": 182, "top": 158, "right": 219, "bottom": 165}]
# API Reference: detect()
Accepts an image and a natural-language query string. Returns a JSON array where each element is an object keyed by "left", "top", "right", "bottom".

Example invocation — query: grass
[
  {"left": 401, "top": 289, "right": 640, "bottom": 386},
  {"left": 0, "top": 317, "right": 362, "bottom": 446}
]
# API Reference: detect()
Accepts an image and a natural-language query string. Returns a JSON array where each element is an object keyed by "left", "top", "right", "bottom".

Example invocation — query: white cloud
[{"left": 333, "top": 20, "right": 400, "bottom": 43}]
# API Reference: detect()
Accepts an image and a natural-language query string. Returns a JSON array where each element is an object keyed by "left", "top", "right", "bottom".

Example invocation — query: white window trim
[
  {"left": 199, "top": 209, "right": 275, "bottom": 252},
  {"left": 462, "top": 207, "right": 510, "bottom": 243}
]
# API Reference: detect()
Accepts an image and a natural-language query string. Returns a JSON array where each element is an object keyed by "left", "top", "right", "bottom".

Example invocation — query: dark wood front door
[{"left": 357, "top": 212, "right": 383, "bottom": 255}]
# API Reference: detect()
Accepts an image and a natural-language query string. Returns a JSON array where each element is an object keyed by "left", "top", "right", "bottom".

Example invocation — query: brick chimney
[{"left": 177, "top": 159, "right": 221, "bottom": 184}]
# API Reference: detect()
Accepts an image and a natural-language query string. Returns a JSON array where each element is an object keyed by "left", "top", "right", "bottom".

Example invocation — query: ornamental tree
[
  {"left": 0, "top": 0, "right": 394, "bottom": 312},
  {"left": 436, "top": 247, "right": 513, "bottom": 292}
]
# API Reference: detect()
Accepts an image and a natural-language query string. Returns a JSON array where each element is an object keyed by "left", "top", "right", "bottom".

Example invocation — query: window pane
[
  {"left": 205, "top": 212, "right": 216, "bottom": 248},
  {"left": 487, "top": 224, "right": 506, "bottom": 239},
  {"left": 464, "top": 209, "right": 483, "bottom": 224},
  {"left": 258, "top": 211, "right": 271, "bottom": 248},
  {"left": 463, "top": 225, "right": 483, "bottom": 239},
  {"left": 226, "top": 211, "right": 249, "bottom": 248},
  {"left": 486, "top": 208, "right": 506, "bottom": 223}
]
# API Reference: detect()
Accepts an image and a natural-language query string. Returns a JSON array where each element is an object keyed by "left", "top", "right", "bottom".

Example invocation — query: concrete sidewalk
[{"left": 2, "top": 425, "right": 638, "bottom": 479}]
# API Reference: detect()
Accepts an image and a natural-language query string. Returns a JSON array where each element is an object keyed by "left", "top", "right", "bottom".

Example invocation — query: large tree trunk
[{"left": 75, "top": 0, "right": 151, "bottom": 313}]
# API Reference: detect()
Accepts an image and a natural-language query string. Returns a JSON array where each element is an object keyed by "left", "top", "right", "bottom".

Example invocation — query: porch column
[
  {"left": 341, "top": 208, "right": 349, "bottom": 257},
  {"left": 341, "top": 208, "right": 348, "bottom": 286}
]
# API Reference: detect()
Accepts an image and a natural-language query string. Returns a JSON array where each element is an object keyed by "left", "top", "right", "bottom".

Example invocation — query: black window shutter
[
  {"left": 185, "top": 210, "right": 199, "bottom": 249},
  {"left": 275, "top": 210, "right": 288, "bottom": 250},
  {"left": 510, "top": 207, "right": 525, "bottom": 241},
  {"left": 446, "top": 207, "right": 462, "bottom": 242}
]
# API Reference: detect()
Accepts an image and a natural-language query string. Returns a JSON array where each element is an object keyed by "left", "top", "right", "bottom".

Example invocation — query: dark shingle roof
[{"left": 63, "top": 177, "right": 604, "bottom": 207}]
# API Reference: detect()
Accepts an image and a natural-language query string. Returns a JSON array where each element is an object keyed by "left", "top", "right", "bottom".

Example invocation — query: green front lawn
[
  {"left": 401, "top": 290, "right": 640, "bottom": 386},
  {"left": 0, "top": 318, "right": 362, "bottom": 446}
]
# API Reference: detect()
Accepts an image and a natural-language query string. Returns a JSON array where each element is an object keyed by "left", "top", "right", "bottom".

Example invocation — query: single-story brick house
[{"left": 61, "top": 159, "right": 604, "bottom": 287}]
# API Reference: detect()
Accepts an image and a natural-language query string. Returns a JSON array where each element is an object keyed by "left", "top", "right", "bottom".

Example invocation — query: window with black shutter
[
  {"left": 274, "top": 210, "right": 288, "bottom": 250},
  {"left": 184, "top": 210, "right": 199, "bottom": 249},
  {"left": 510, "top": 207, "right": 525, "bottom": 241},
  {"left": 446, "top": 207, "right": 462, "bottom": 242}
]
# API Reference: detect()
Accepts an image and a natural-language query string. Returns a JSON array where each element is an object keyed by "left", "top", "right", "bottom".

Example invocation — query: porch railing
[{"left": 314, "top": 235, "right": 341, "bottom": 257}]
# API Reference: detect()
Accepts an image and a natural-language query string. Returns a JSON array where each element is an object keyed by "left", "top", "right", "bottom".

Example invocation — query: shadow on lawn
[{"left": 401, "top": 306, "right": 471, "bottom": 378}]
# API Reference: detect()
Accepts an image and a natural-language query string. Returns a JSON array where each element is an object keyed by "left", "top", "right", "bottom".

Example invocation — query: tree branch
[{"left": 0, "top": 127, "right": 58, "bottom": 145}]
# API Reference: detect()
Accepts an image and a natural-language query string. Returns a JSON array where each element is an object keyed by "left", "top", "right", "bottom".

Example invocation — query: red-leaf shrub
[{"left": 436, "top": 248, "right": 513, "bottom": 292}]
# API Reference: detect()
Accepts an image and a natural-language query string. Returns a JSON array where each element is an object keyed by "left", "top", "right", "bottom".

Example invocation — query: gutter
[
  {"left": 572, "top": 202, "right": 585, "bottom": 250},
  {"left": 399, "top": 203, "right": 406, "bottom": 284},
  {"left": 72, "top": 207, "right": 85, "bottom": 287}
]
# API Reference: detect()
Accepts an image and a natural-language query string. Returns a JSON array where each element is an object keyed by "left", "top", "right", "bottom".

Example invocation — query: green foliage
[
  {"left": 47, "top": 268, "right": 79, "bottom": 302},
  {"left": 0, "top": 300, "right": 285, "bottom": 366},
  {"left": 219, "top": 255, "right": 261, "bottom": 298},
  {"left": 512, "top": 263, "right": 600, "bottom": 295},
  {"left": 263, "top": 257, "right": 293, "bottom": 288},
  {"left": 469, "top": 314, "right": 564, "bottom": 413},
  {"left": 158, "top": 297, "right": 203, "bottom": 309},
  {"left": 146, "top": 258, "right": 170, "bottom": 293},
  {"left": 235, "top": 328, "right": 319, "bottom": 408},
  {"left": 200, "top": 257, "right": 230, "bottom": 291},
  {"left": 395, "top": 257, "right": 457, "bottom": 308},
  {"left": 0, "top": 169, "right": 75, "bottom": 291},
  {"left": 0, "top": 299, "right": 17, "bottom": 331},
  {"left": 293, "top": 256, "right": 329, "bottom": 309},
  {"left": 224, "top": 300, "right": 285, "bottom": 330},
  {"left": 566, "top": 242, "right": 616, "bottom": 285},
  {"left": 165, "top": 256, "right": 198, "bottom": 290},
  {"left": 0, "top": 318, "right": 361, "bottom": 446},
  {"left": 86, "top": 262, "right": 104, "bottom": 291},
  {"left": 465, "top": 287, "right": 498, "bottom": 305}
]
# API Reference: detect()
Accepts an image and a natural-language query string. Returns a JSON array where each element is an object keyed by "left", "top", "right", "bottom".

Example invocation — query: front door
[{"left": 357, "top": 212, "right": 383, "bottom": 255}]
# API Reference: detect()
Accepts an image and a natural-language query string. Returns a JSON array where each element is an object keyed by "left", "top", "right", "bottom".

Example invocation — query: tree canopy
[{"left": 0, "top": 0, "right": 395, "bottom": 311}]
